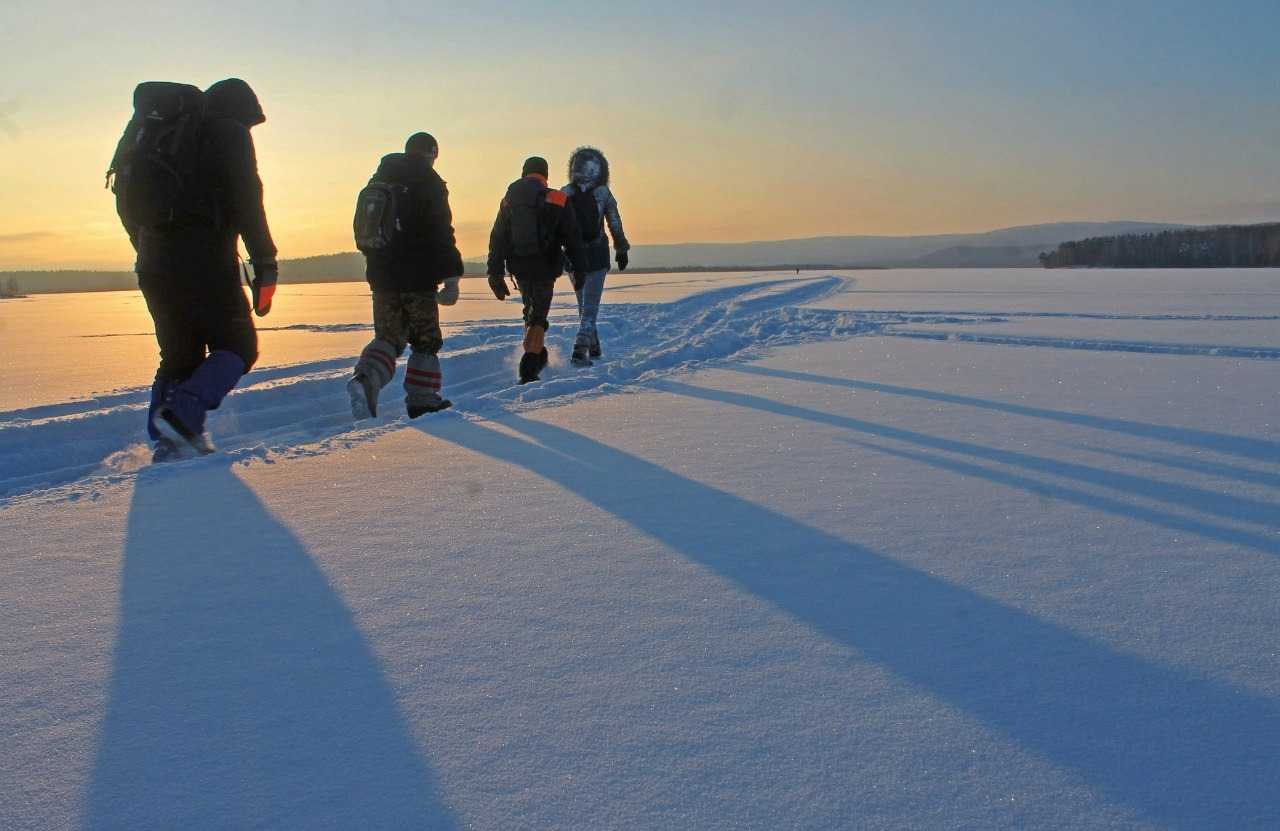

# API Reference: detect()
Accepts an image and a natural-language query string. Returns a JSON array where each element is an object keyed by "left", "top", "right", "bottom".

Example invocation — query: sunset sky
[{"left": 2, "top": 0, "right": 1278, "bottom": 269}]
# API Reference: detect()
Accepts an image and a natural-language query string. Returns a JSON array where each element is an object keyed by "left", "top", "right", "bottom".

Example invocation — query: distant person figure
[
  {"left": 109, "top": 78, "right": 277, "bottom": 460},
  {"left": 347, "top": 132, "right": 464, "bottom": 419},
  {"left": 561, "top": 146, "right": 630, "bottom": 366},
  {"left": 485, "top": 156, "right": 586, "bottom": 384}
]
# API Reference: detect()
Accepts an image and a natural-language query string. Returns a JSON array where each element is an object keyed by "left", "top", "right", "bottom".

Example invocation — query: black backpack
[
  {"left": 106, "top": 82, "right": 211, "bottom": 229},
  {"left": 353, "top": 180, "right": 409, "bottom": 253},
  {"left": 507, "top": 179, "right": 562, "bottom": 258},
  {"left": 569, "top": 188, "right": 601, "bottom": 244}
]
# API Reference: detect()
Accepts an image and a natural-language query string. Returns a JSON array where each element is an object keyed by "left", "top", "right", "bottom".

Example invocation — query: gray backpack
[{"left": 353, "top": 180, "right": 408, "bottom": 253}]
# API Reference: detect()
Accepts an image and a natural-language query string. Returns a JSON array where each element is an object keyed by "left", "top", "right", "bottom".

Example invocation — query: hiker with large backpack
[
  {"left": 347, "top": 132, "right": 464, "bottom": 419},
  {"left": 561, "top": 146, "right": 630, "bottom": 366},
  {"left": 108, "top": 78, "right": 277, "bottom": 460},
  {"left": 486, "top": 156, "right": 588, "bottom": 384}
]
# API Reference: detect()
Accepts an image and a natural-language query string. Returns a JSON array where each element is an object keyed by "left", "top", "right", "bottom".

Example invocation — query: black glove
[
  {"left": 571, "top": 271, "right": 586, "bottom": 291},
  {"left": 615, "top": 249, "right": 629, "bottom": 271},
  {"left": 487, "top": 273, "right": 510, "bottom": 301},
  {"left": 250, "top": 259, "right": 278, "bottom": 317}
]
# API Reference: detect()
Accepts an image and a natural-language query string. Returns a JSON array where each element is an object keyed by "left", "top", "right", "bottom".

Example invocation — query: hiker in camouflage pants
[
  {"left": 348, "top": 132, "right": 463, "bottom": 419},
  {"left": 352, "top": 289, "right": 446, "bottom": 416}
]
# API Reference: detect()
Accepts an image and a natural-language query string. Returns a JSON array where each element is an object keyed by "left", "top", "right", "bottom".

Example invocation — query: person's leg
[
  {"left": 572, "top": 267, "right": 607, "bottom": 363},
  {"left": 402, "top": 289, "right": 450, "bottom": 416},
  {"left": 139, "top": 271, "right": 205, "bottom": 441},
  {"left": 516, "top": 276, "right": 553, "bottom": 383},
  {"left": 155, "top": 272, "right": 255, "bottom": 446},
  {"left": 350, "top": 289, "right": 408, "bottom": 417}
]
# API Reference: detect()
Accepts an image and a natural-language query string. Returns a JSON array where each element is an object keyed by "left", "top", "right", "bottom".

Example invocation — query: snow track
[
  {"left": 5, "top": 272, "right": 1277, "bottom": 502},
  {"left": 0, "top": 277, "right": 876, "bottom": 500}
]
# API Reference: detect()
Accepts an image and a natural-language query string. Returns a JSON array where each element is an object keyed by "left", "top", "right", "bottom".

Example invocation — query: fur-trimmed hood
[{"left": 567, "top": 146, "right": 609, "bottom": 189}]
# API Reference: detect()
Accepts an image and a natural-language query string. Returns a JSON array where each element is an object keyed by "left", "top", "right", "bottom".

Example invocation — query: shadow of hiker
[
  {"left": 420, "top": 412, "right": 1280, "bottom": 829},
  {"left": 724, "top": 364, "right": 1280, "bottom": 464},
  {"left": 83, "top": 462, "right": 459, "bottom": 830},
  {"left": 653, "top": 379, "right": 1280, "bottom": 558}
]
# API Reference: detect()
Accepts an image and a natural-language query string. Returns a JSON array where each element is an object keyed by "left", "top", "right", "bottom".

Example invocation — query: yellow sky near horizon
[{"left": 3, "top": 1, "right": 1277, "bottom": 271}]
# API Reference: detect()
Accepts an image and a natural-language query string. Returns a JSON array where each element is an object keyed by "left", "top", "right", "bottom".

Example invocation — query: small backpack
[
  {"left": 569, "top": 188, "right": 601, "bottom": 244},
  {"left": 353, "top": 180, "right": 409, "bottom": 253},
  {"left": 106, "top": 82, "right": 210, "bottom": 229}
]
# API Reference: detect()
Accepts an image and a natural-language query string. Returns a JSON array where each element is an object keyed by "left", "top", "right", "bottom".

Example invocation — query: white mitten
[{"left": 438, "top": 276, "right": 461, "bottom": 306}]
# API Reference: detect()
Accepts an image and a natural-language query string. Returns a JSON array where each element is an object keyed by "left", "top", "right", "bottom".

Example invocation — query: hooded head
[
  {"left": 204, "top": 78, "right": 265, "bottom": 128},
  {"left": 568, "top": 146, "right": 609, "bottom": 190}
]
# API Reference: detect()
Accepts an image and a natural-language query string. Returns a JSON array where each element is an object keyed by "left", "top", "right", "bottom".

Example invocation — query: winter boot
[
  {"left": 589, "top": 333, "right": 602, "bottom": 359},
  {"left": 347, "top": 374, "right": 379, "bottom": 420},
  {"left": 151, "top": 438, "right": 183, "bottom": 464},
  {"left": 407, "top": 398, "right": 452, "bottom": 418},
  {"left": 152, "top": 404, "right": 216, "bottom": 458},
  {"left": 518, "top": 351, "right": 542, "bottom": 384},
  {"left": 151, "top": 350, "right": 243, "bottom": 457},
  {"left": 570, "top": 344, "right": 593, "bottom": 367},
  {"left": 538, "top": 347, "right": 549, "bottom": 372},
  {"left": 146, "top": 376, "right": 176, "bottom": 441}
]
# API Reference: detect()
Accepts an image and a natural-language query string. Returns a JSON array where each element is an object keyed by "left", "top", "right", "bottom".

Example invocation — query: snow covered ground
[{"left": 2, "top": 269, "right": 1278, "bottom": 829}]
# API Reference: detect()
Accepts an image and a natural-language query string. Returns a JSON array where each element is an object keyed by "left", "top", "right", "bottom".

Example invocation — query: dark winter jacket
[
  {"left": 363, "top": 153, "right": 465, "bottom": 292},
  {"left": 561, "top": 147, "right": 629, "bottom": 273},
  {"left": 132, "top": 78, "right": 277, "bottom": 279},
  {"left": 487, "top": 173, "right": 587, "bottom": 282}
]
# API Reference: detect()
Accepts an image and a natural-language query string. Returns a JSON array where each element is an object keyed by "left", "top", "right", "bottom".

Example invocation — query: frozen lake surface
[{"left": 2, "top": 268, "right": 1278, "bottom": 829}]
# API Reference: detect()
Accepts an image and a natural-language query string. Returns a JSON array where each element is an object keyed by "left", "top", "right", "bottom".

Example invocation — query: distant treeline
[{"left": 1039, "top": 223, "right": 1280, "bottom": 268}]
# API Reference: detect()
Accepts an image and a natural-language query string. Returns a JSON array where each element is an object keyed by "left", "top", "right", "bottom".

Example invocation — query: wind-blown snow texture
[{"left": 1, "top": 270, "right": 1278, "bottom": 830}]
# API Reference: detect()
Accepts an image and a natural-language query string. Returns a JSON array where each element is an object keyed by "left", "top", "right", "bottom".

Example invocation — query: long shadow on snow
[
  {"left": 1075, "top": 445, "right": 1280, "bottom": 491},
  {"left": 725, "top": 364, "right": 1280, "bottom": 464},
  {"left": 655, "top": 380, "right": 1280, "bottom": 557},
  {"left": 83, "top": 463, "right": 459, "bottom": 831},
  {"left": 420, "top": 412, "right": 1279, "bottom": 829}
]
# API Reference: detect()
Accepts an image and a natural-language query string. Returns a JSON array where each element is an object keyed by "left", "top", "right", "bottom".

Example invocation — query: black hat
[
  {"left": 406, "top": 132, "right": 438, "bottom": 156},
  {"left": 521, "top": 156, "right": 549, "bottom": 177}
]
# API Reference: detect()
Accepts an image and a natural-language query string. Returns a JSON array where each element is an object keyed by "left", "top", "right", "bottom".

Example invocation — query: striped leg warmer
[
  {"left": 356, "top": 338, "right": 400, "bottom": 391},
  {"left": 404, "top": 350, "right": 446, "bottom": 408}
]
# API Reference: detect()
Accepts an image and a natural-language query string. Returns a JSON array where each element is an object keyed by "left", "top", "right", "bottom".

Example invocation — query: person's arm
[
  {"left": 600, "top": 186, "right": 629, "bottom": 270},
  {"left": 435, "top": 181, "right": 465, "bottom": 275},
  {"left": 558, "top": 198, "right": 588, "bottom": 277},
  {"left": 486, "top": 201, "right": 512, "bottom": 299},
  {"left": 213, "top": 120, "right": 277, "bottom": 313},
  {"left": 417, "top": 177, "right": 466, "bottom": 278},
  {"left": 216, "top": 121, "right": 276, "bottom": 265},
  {"left": 601, "top": 186, "right": 629, "bottom": 253},
  {"left": 487, "top": 201, "right": 510, "bottom": 278}
]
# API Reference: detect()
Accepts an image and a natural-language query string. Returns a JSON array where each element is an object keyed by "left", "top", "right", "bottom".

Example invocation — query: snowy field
[{"left": 2, "top": 268, "right": 1278, "bottom": 829}]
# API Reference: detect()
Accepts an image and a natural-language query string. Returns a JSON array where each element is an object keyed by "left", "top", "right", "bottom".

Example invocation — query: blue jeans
[{"left": 573, "top": 268, "right": 607, "bottom": 350}]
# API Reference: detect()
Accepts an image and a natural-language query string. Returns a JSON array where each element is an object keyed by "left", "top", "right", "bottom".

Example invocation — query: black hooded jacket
[
  {"left": 363, "top": 153, "right": 465, "bottom": 292},
  {"left": 487, "top": 174, "right": 587, "bottom": 282},
  {"left": 133, "top": 78, "right": 277, "bottom": 278}
]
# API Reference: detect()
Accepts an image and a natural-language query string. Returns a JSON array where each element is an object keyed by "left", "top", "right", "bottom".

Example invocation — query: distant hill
[
  {"left": 1, "top": 221, "right": 1189, "bottom": 294},
  {"left": 621, "top": 222, "right": 1186, "bottom": 270}
]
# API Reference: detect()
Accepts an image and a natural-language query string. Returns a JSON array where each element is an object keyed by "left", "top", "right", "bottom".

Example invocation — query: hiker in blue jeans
[{"left": 560, "top": 147, "right": 630, "bottom": 366}]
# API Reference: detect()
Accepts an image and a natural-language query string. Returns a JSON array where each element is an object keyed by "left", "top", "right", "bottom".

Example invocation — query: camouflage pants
[
  {"left": 371, "top": 289, "right": 443, "bottom": 355},
  {"left": 354, "top": 289, "right": 446, "bottom": 407}
]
